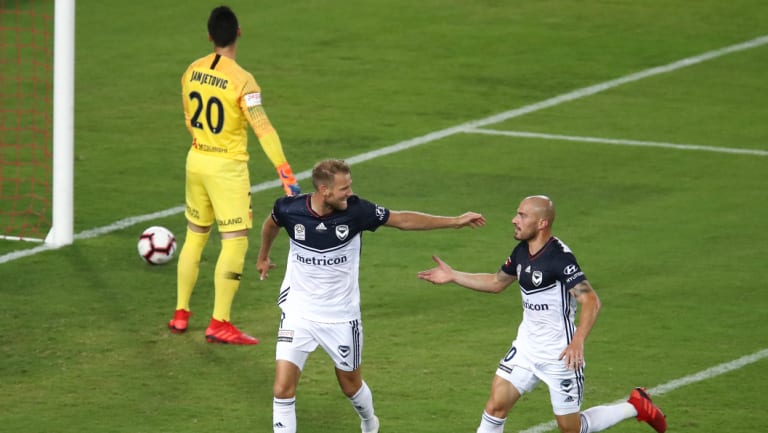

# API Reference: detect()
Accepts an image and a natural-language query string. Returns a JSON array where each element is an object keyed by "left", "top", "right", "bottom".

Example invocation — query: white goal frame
[{"left": 44, "top": 0, "right": 75, "bottom": 247}]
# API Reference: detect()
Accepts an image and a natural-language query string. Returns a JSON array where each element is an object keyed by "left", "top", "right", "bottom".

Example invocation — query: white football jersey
[
  {"left": 500, "top": 237, "right": 587, "bottom": 362},
  {"left": 270, "top": 194, "right": 390, "bottom": 322}
]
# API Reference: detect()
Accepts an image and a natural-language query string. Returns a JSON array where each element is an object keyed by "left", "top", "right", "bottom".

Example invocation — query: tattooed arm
[{"left": 560, "top": 280, "right": 602, "bottom": 370}]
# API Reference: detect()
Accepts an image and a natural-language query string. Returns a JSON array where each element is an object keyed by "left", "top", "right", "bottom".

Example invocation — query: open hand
[{"left": 417, "top": 255, "right": 455, "bottom": 284}]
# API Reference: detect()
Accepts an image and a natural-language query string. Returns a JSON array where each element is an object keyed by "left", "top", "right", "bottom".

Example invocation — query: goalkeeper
[{"left": 168, "top": 6, "right": 300, "bottom": 344}]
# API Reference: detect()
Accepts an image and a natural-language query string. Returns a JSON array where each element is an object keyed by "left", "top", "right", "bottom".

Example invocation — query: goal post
[
  {"left": 46, "top": 0, "right": 74, "bottom": 247},
  {"left": 0, "top": 0, "right": 74, "bottom": 247}
]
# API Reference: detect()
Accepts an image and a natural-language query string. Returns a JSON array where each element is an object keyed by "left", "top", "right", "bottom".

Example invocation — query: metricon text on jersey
[
  {"left": 294, "top": 253, "right": 348, "bottom": 266},
  {"left": 523, "top": 300, "right": 550, "bottom": 311}
]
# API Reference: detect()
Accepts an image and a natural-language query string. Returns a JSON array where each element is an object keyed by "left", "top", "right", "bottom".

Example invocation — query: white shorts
[
  {"left": 275, "top": 312, "right": 363, "bottom": 372},
  {"left": 495, "top": 341, "right": 585, "bottom": 416}
]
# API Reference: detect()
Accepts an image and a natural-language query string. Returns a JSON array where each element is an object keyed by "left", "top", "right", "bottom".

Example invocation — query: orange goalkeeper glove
[{"left": 276, "top": 162, "right": 301, "bottom": 196}]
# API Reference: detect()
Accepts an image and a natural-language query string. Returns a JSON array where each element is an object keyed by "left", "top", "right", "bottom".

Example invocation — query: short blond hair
[{"left": 311, "top": 159, "right": 351, "bottom": 190}]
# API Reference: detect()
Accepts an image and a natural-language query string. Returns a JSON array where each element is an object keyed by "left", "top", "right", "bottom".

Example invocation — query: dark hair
[
  {"left": 207, "top": 6, "right": 239, "bottom": 47},
  {"left": 312, "top": 159, "right": 351, "bottom": 190}
]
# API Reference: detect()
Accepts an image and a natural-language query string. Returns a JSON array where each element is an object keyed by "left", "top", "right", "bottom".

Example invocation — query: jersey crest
[{"left": 335, "top": 225, "right": 349, "bottom": 240}]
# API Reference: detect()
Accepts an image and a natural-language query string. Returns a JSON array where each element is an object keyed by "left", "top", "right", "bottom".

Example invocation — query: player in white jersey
[
  {"left": 256, "top": 159, "right": 486, "bottom": 433},
  {"left": 418, "top": 196, "right": 667, "bottom": 433}
]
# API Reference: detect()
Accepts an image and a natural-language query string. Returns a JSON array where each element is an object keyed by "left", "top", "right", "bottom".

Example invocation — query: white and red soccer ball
[{"left": 137, "top": 226, "right": 177, "bottom": 265}]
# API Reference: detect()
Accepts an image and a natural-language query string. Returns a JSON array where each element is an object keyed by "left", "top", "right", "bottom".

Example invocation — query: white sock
[
  {"left": 273, "top": 397, "right": 296, "bottom": 433},
  {"left": 581, "top": 402, "right": 636, "bottom": 432},
  {"left": 477, "top": 410, "right": 506, "bottom": 433},
  {"left": 349, "top": 381, "right": 377, "bottom": 429}
]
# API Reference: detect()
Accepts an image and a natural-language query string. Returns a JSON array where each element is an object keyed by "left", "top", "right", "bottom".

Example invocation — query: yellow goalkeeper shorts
[{"left": 184, "top": 151, "right": 253, "bottom": 232}]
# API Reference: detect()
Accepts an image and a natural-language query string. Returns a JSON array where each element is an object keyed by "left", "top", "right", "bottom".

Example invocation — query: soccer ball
[{"left": 137, "top": 226, "right": 177, "bottom": 265}]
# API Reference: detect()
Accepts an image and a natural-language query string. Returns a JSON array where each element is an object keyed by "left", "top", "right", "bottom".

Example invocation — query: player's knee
[
  {"left": 339, "top": 381, "right": 361, "bottom": 398},
  {"left": 335, "top": 370, "right": 363, "bottom": 397},
  {"left": 484, "top": 400, "right": 511, "bottom": 419},
  {"left": 221, "top": 229, "right": 248, "bottom": 239},
  {"left": 187, "top": 221, "right": 211, "bottom": 233},
  {"left": 273, "top": 382, "right": 296, "bottom": 399},
  {"left": 555, "top": 415, "right": 581, "bottom": 433}
]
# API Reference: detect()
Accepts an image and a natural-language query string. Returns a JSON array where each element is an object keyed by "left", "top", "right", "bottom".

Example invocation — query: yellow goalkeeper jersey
[{"left": 181, "top": 53, "right": 277, "bottom": 162}]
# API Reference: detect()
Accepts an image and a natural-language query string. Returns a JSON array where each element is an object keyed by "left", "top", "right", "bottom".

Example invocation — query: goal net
[{"left": 0, "top": 0, "right": 73, "bottom": 246}]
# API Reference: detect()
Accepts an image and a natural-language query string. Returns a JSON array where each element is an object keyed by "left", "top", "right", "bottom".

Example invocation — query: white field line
[
  {"left": 466, "top": 128, "right": 768, "bottom": 156},
  {"left": 1, "top": 34, "right": 767, "bottom": 265},
  {"left": 0, "top": 234, "right": 45, "bottom": 243},
  {"left": 518, "top": 348, "right": 768, "bottom": 433}
]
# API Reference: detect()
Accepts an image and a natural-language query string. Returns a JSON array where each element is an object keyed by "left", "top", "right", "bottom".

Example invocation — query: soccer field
[{"left": 1, "top": 1, "right": 767, "bottom": 432}]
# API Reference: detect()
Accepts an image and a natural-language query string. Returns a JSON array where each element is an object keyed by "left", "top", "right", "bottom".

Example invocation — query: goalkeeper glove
[{"left": 276, "top": 162, "right": 301, "bottom": 196}]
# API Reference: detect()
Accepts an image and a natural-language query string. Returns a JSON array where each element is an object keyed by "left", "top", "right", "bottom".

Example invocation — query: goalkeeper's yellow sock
[
  {"left": 175, "top": 228, "right": 210, "bottom": 311},
  {"left": 212, "top": 236, "right": 248, "bottom": 322}
]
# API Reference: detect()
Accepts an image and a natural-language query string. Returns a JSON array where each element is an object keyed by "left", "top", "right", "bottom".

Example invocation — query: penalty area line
[
  {"left": 465, "top": 128, "right": 768, "bottom": 156},
  {"left": 517, "top": 348, "right": 768, "bottom": 433}
]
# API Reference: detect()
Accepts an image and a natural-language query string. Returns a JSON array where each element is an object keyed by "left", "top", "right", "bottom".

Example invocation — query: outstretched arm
[
  {"left": 256, "top": 215, "right": 281, "bottom": 280},
  {"left": 559, "top": 280, "right": 601, "bottom": 370},
  {"left": 385, "top": 211, "right": 486, "bottom": 231},
  {"left": 417, "top": 255, "right": 516, "bottom": 293}
]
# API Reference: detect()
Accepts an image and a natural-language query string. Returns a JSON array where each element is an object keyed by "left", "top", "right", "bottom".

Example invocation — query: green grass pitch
[{"left": 1, "top": 1, "right": 767, "bottom": 432}]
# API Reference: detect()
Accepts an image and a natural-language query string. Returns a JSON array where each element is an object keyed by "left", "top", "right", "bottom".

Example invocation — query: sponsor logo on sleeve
[
  {"left": 565, "top": 264, "right": 585, "bottom": 283},
  {"left": 375, "top": 205, "right": 386, "bottom": 221},
  {"left": 566, "top": 271, "right": 585, "bottom": 283},
  {"left": 563, "top": 264, "right": 579, "bottom": 275}
]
